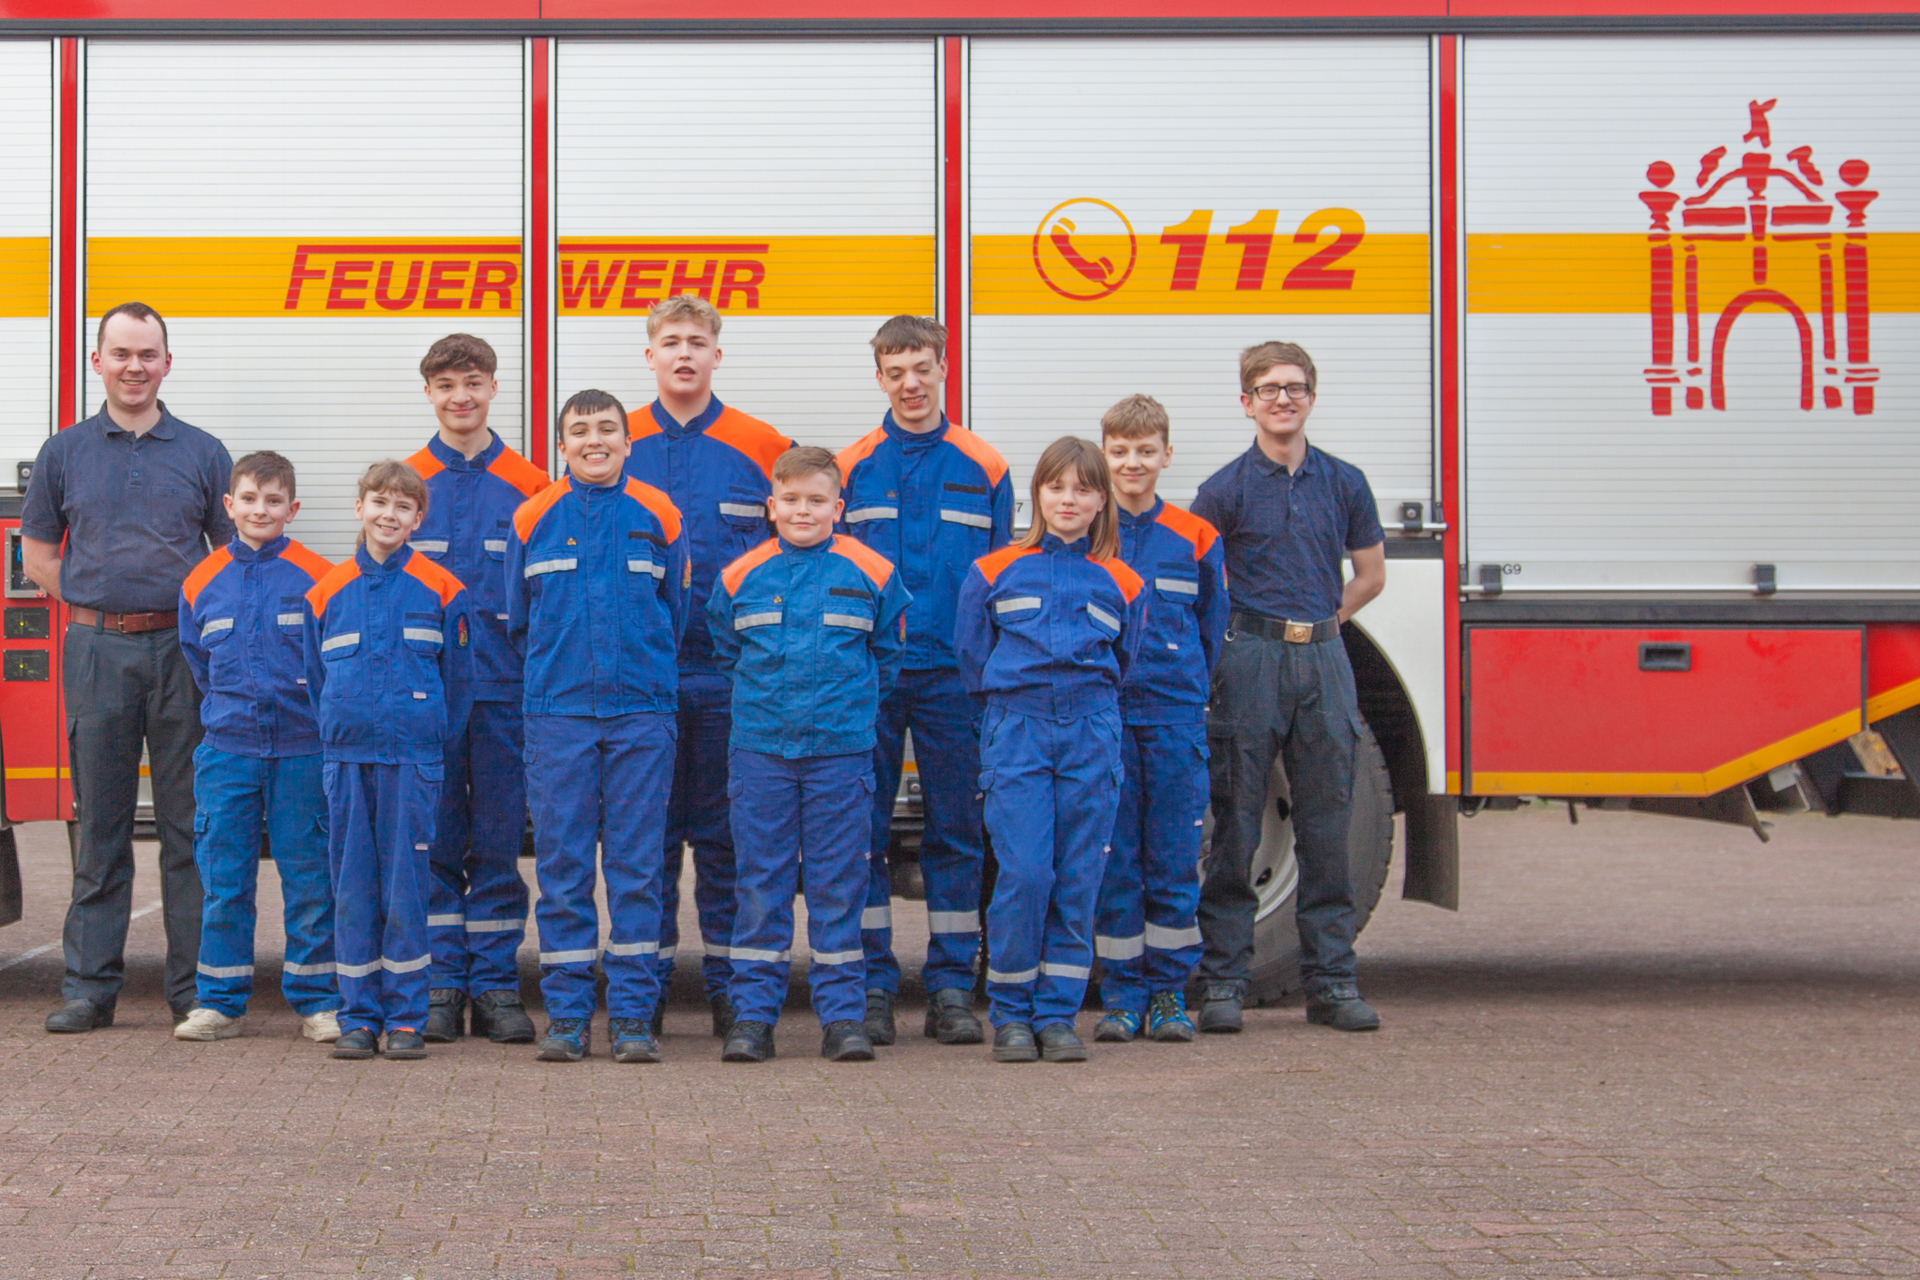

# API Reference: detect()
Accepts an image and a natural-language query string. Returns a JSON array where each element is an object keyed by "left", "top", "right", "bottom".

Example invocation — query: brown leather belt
[{"left": 70, "top": 606, "right": 178, "bottom": 634}]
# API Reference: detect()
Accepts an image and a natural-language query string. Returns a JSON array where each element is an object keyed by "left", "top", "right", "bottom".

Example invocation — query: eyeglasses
[{"left": 1249, "top": 382, "right": 1313, "bottom": 403}]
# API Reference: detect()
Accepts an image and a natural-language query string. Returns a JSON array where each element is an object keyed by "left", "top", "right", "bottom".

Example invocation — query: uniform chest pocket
[
  {"left": 319, "top": 628, "right": 361, "bottom": 661},
  {"left": 410, "top": 536, "right": 451, "bottom": 559},
  {"left": 1085, "top": 601, "right": 1121, "bottom": 636},
  {"left": 276, "top": 596, "right": 306, "bottom": 641},
  {"left": 937, "top": 493, "right": 993, "bottom": 532},
  {"left": 992, "top": 594, "right": 1042, "bottom": 622},
  {"left": 844, "top": 494, "right": 900, "bottom": 525},
  {"left": 483, "top": 522, "right": 509, "bottom": 562},
  {"left": 626, "top": 529, "right": 667, "bottom": 580},
  {"left": 1153, "top": 567, "right": 1200, "bottom": 608},
  {"left": 732, "top": 604, "right": 783, "bottom": 632},
  {"left": 198, "top": 615, "right": 237, "bottom": 647},
  {"left": 403, "top": 610, "right": 445, "bottom": 654},
  {"left": 823, "top": 585, "right": 875, "bottom": 632},
  {"left": 523, "top": 552, "right": 579, "bottom": 581},
  {"left": 718, "top": 489, "right": 767, "bottom": 529}
]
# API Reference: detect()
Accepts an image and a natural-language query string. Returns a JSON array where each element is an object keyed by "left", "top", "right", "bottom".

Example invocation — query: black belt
[{"left": 1228, "top": 611, "right": 1340, "bottom": 644}]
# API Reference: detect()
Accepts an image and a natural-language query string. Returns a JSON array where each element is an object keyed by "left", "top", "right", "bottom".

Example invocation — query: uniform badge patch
[
  {"left": 457, "top": 615, "right": 470, "bottom": 647},
  {"left": 683, "top": 559, "right": 693, "bottom": 589}
]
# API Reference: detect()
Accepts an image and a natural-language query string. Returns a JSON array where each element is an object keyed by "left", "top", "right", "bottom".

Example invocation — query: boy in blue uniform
[
  {"left": 1092, "top": 397, "right": 1229, "bottom": 1044},
  {"left": 707, "top": 447, "right": 912, "bottom": 1064},
  {"left": 836, "top": 315, "right": 1013, "bottom": 1048},
  {"left": 624, "top": 295, "right": 794, "bottom": 1036},
  {"left": 407, "top": 334, "right": 547, "bottom": 1046},
  {"left": 510, "top": 390, "right": 689, "bottom": 1064},
  {"left": 304, "top": 461, "right": 475, "bottom": 1060},
  {"left": 175, "top": 451, "right": 340, "bottom": 1044}
]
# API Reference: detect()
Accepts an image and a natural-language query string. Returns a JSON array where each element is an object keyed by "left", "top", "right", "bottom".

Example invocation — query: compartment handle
[{"left": 1638, "top": 641, "right": 1692, "bottom": 672}]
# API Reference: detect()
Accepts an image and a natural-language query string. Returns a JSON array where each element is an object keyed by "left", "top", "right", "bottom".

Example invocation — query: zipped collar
[
  {"left": 225, "top": 534, "right": 290, "bottom": 563},
  {"left": 425, "top": 431, "right": 504, "bottom": 472}
]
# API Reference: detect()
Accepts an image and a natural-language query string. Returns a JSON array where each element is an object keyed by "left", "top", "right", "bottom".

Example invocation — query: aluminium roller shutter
[
  {"left": 1463, "top": 35, "right": 1920, "bottom": 594},
  {"left": 0, "top": 42, "right": 51, "bottom": 483},
  {"left": 86, "top": 40, "right": 527, "bottom": 559}
]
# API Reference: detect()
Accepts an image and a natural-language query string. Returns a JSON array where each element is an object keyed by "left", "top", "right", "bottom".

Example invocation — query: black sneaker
[
  {"left": 722, "top": 1019, "right": 776, "bottom": 1062},
  {"left": 1198, "top": 983, "right": 1244, "bottom": 1034},
  {"left": 45, "top": 998, "right": 114, "bottom": 1034},
  {"left": 537, "top": 1018, "right": 590, "bottom": 1062},
  {"left": 922, "top": 987, "right": 983, "bottom": 1044},
  {"left": 992, "top": 1022, "right": 1038, "bottom": 1063},
  {"left": 821, "top": 1019, "right": 875, "bottom": 1061},
  {"left": 864, "top": 989, "right": 897, "bottom": 1046},
  {"left": 1036, "top": 1021, "right": 1088, "bottom": 1063},
  {"left": 423, "top": 989, "right": 467, "bottom": 1043},
  {"left": 384, "top": 1028, "right": 428, "bottom": 1060},
  {"left": 609, "top": 1018, "right": 663, "bottom": 1063},
  {"left": 332, "top": 1027, "right": 379, "bottom": 1060},
  {"left": 470, "top": 989, "right": 536, "bottom": 1044},
  {"left": 709, "top": 993, "right": 737, "bottom": 1039},
  {"left": 1305, "top": 984, "right": 1381, "bottom": 1032}
]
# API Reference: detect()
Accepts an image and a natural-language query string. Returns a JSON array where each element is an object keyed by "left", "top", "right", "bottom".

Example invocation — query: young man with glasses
[{"left": 1189, "top": 342, "right": 1387, "bottom": 1036}]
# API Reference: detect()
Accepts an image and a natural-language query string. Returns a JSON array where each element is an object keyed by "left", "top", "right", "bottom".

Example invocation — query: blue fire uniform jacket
[
  {"left": 179, "top": 535, "right": 334, "bottom": 759},
  {"left": 835, "top": 413, "right": 1014, "bottom": 670},
  {"left": 504, "top": 474, "right": 690, "bottom": 717},
  {"left": 407, "top": 433, "right": 551, "bottom": 703},
  {"left": 706, "top": 534, "right": 912, "bottom": 760},
  {"left": 1115, "top": 500, "right": 1230, "bottom": 725},
  {"left": 302, "top": 545, "right": 475, "bottom": 765},
  {"left": 955, "top": 536, "right": 1148, "bottom": 720},
  {"left": 624, "top": 397, "right": 793, "bottom": 677}
]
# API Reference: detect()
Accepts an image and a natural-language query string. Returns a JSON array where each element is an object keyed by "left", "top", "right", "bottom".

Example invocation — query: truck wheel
[{"left": 1200, "top": 719, "right": 1396, "bottom": 1005}]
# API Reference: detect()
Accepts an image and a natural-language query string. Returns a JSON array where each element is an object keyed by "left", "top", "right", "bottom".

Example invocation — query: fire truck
[{"left": 1, "top": 3, "right": 1915, "bottom": 1001}]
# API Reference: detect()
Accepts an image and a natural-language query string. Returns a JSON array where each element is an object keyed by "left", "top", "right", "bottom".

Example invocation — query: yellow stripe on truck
[
  {"left": 558, "top": 237, "right": 931, "bottom": 316},
  {"left": 0, "top": 237, "right": 50, "bottom": 318}
]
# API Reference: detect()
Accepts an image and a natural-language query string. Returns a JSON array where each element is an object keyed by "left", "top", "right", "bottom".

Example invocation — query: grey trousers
[{"left": 61, "top": 621, "right": 204, "bottom": 1012}]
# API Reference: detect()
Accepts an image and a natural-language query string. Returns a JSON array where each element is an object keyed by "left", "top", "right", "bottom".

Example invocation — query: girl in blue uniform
[{"left": 955, "top": 437, "right": 1146, "bottom": 1064}]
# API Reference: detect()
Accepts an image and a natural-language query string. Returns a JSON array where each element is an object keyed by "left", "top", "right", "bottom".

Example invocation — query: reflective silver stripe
[
  {"left": 987, "top": 965, "right": 1039, "bottom": 985},
  {"left": 200, "top": 617, "right": 234, "bottom": 639},
  {"left": 1155, "top": 577, "right": 1199, "bottom": 596},
  {"left": 703, "top": 943, "right": 732, "bottom": 959},
  {"left": 656, "top": 945, "right": 677, "bottom": 961},
  {"left": 845, "top": 506, "right": 898, "bottom": 523},
  {"left": 336, "top": 959, "right": 381, "bottom": 978},
  {"left": 813, "top": 947, "right": 863, "bottom": 966},
  {"left": 939, "top": 508, "right": 993, "bottom": 529},
  {"left": 196, "top": 961, "right": 253, "bottom": 979},
  {"left": 282, "top": 961, "right": 336, "bottom": 976},
  {"left": 410, "top": 539, "right": 449, "bottom": 554},
  {"left": 927, "top": 910, "right": 980, "bottom": 934},
  {"left": 427, "top": 913, "right": 466, "bottom": 928},
  {"left": 1144, "top": 922, "right": 1203, "bottom": 950},
  {"left": 861, "top": 905, "right": 892, "bottom": 930},
  {"left": 626, "top": 558, "right": 665, "bottom": 578},
  {"left": 603, "top": 939, "right": 659, "bottom": 957},
  {"left": 1094, "top": 933, "right": 1146, "bottom": 961},
  {"left": 994, "top": 597, "right": 1041, "bottom": 615},
  {"left": 321, "top": 631, "right": 360, "bottom": 653},
  {"left": 729, "top": 946, "right": 790, "bottom": 963},
  {"left": 276, "top": 612, "right": 303, "bottom": 626},
  {"left": 465, "top": 918, "right": 525, "bottom": 934},
  {"left": 1041, "top": 961, "right": 1091, "bottom": 980},
  {"left": 403, "top": 627, "right": 443, "bottom": 644},
  {"left": 483, "top": 539, "right": 507, "bottom": 553},
  {"left": 823, "top": 613, "right": 873, "bottom": 631},
  {"left": 717, "top": 502, "right": 764, "bottom": 519},
  {"left": 1087, "top": 602, "right": 1120, "bottom": 630},
  {"left": 733, "top": 612, "right": 782, "bottom": 630},
  {"left": 383, "top": 954, "right": 431, "bottom": 975},
  {"left": 541, "top": 948, "right": 598, "bottom": 965},
  {"left": 524, "top": 558, "right": 577, "bottom": 578}
]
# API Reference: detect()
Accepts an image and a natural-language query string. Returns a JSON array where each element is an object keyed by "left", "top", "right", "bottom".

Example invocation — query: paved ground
[{"left": 2, "top": 806, "right": 1919, "bottom": 1279}]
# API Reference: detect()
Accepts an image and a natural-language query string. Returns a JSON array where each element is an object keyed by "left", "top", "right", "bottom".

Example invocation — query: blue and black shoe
[
  {"left": 536, "top": 1017, "right": 590, "bottom": 1062},
  {"left": 1147, "top": 991, "right": 1197, "bottom": 1042},
  {"left": 609, "top": 1017, "right": 662, "bottom": 1063},
  {"left": 1093, "top": 1009, "right": 1142, "bottom": 1042}
]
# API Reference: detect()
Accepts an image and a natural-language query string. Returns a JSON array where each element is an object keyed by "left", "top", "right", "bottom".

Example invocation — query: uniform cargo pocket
[
  {"left": 403, "top": 611, "right": 445, "bottom": 654},
  {"left": 319, "top": 629, "right": 361, "bottom": 661},
  {"left": 1153, "top": 575, "right": 1200, "bottom": 607},
  {"left": 198, "top": 616, "right": 236, "bottom": 647}
]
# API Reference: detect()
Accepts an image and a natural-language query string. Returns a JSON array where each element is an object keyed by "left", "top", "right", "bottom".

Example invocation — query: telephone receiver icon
[{"left": 1048, "top": 218, "right": 1114, "bottom": 285}]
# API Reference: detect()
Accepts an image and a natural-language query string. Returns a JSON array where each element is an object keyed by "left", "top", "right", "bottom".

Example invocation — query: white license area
[{"left": 0, "top": 41, "right": 51, "bottom": 483}]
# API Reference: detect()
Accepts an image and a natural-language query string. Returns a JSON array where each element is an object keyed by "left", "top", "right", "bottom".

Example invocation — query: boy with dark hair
[
  {"left": 407, "top": 333, "right": 548, "bottom": 1045},
  {"left": 707, "top": 446, "right": 911, "bottom": 1064},
  {"left": 837, "top": 315, "right": 1012, "bottom": 1048},
  {"left": 175, "top": 452, "right": 341, "bottom": 1044}
]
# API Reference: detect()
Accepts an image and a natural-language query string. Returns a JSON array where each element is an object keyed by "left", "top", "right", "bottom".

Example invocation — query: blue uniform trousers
[
  {"left": 325, "top": 760, "right": 441, "bottom": 1035},
  {"left": 528, "top": 712, "right": 675, "bottom": 1021},
  {"left": 191, "top": 744, "right": 337, "bottom": 1018},
  {"left": 979, "top": 705, "right": 1123, "bottom": 1029},
  {"left": 1093, "top": 722, "right": 1207, "bottom": 1014},
  {"left": 726, "top": 750, "right": 872, "bottom": 1027},
  {"left": 428, "top": 699, "right": 530, "bottom": 996},
  {"left": 656, "top": 672, "right": 735, "bottom": 1000},
  {"left": 864, "top": 667, "right": 985, "bottom": 996}
]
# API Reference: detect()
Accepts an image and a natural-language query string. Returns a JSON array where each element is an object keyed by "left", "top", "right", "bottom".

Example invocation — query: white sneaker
[
  {"left": 301, "top": 1010, "right": 342, "bottom": 1043},
  {"left": 174, "top": 1007, "right": 244, "bottom": 1041}
]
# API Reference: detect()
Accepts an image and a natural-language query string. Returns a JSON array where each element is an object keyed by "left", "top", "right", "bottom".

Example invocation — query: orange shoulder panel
[
  {"left": 180, "top": 547, "right": 232, "bottom": 610},
  {"left": 305, "top": 560, "right": 362, "bottom": 617},
  {"left": 1154, "top": 503, "right": 1220, "bottom": 561},
  {"left": 708, "top": 407, "right": 794, "bottom": 482},
  {"left": 406, "top": 446, "right": 445, "bottom": 482},
  {"left": 279, "top": 540, "right": 333, "bottom": 585},
  {"left": 943, "top": 423, "right": 1010, "bottom": 488},
  {"left": 404, "top": 551, "right": 466, "bottom": 607},
  {"left": 626, "top": 405, "right": 662, "bottom": 442},
  {"left": 834, "top": 427, "right": 888, "bottom": 478},
  {"left": 488, "top": 447, "right": 551, "bottom": 498},
  {"left": 1094, "top": 556, "right": 1144, "bottom": 603},
  {"left": 513, "top": 477, "right": 573, "bottom": 543},
  {"left": 719, "top": 538, "right": 782, "bottom": 597},
  {"left": 622, "top": 477, "right": 684, "bottom": 545},
  {"left": 829, "top": 534, "right": 895, "bottom": 590},
  {"left": 974, "top": 545, "right": 1035, "bottom": 587}
]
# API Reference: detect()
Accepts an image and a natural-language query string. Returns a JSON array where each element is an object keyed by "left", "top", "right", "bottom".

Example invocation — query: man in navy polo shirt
[
  {"left": 21, "top": 302, "right": 234, "bottom": 1034},
  {"left": 1190, "top": 341, "right": 1386, "bottom": 1036}
]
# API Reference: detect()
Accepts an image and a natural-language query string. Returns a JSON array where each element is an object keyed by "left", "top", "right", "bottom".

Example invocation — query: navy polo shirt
[
  {"left": 21, "top": 403, "right": 234, "bottom": 614},
  {"left": 1191, "top": 442, "right": 1383, "bottom": 623}
]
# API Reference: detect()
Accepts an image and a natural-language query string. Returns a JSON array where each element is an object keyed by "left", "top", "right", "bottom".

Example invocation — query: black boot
[
  {"left": 423, "top": 989, "right": 467, "bottom": 1043},
  {"left": 992, "top": 1022, "right": 1038, "bottom": 1063},
  {"left": 820, "top": 1020, "right": 875, "bottom": 1062},
  {"left": 470, "top": 989, "right": 536, "bottom": 1044},
  {"left": 863, "top": 989, "right": 896, "bottom": 1046},
  {"left": 1305, "top": 984, "right": 1381, "bottom": 1032},
  {"left": 722, "top": 1019, "right": 776, "bottom": 1062},
  {"left": 1198, "top": 983, "right": 1243, "bottom": 1034},
  {"left": 710, "top": 993, "right": 736, "bottom": 1039},
  {"left": 1036, "top": 1021, "right": 1088, "bottom": 1062},
  {"left": 45, "top": 998, "right": 114, "bottom": 1034},
  {"left": 922, "top": 987, "right": 984, "bottom": 1044}
]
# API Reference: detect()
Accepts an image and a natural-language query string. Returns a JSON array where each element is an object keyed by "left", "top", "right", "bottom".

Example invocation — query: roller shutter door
[
  {"left": 553, "top": 40, "right": 936, "bottom": 453},
  {"left": 86, "top": 40, "right": 527, "bottom": 559},
  {"left": 0, "top": 42, "right": 51, "bottom": 481},
  {"left": 1463, "top": 36, "right": 1920, "bottom": 594},
  {"left": 969, "top": 37, "right": 1433, "bottom": 518}
]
